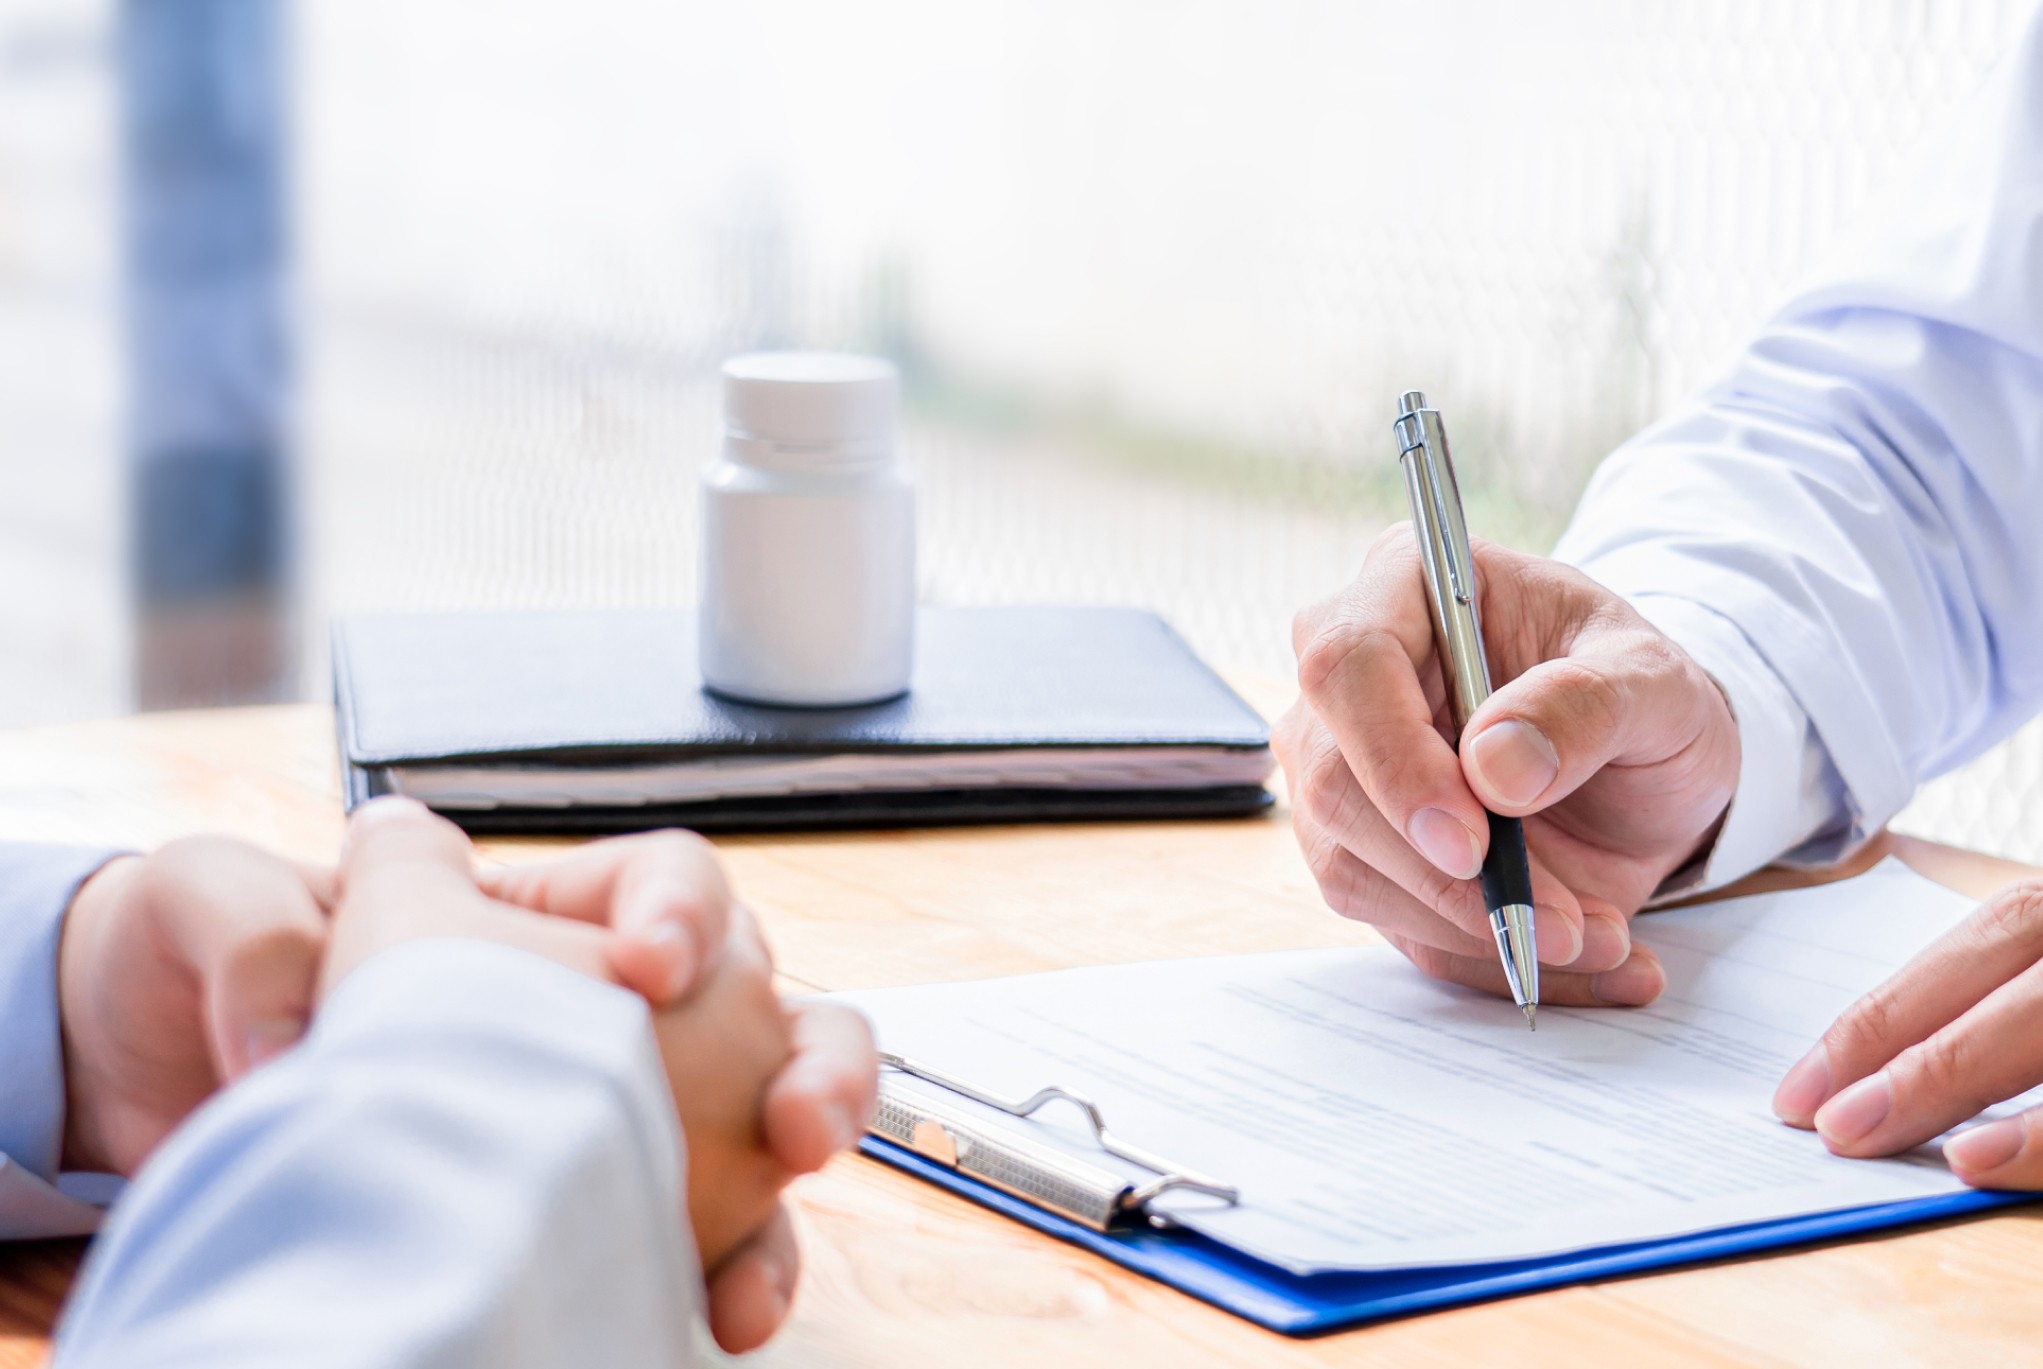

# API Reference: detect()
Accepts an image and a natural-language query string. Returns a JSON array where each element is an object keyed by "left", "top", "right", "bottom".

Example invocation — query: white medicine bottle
[{"left": 699, "top": 352, "right": 916, "bottom": 707}]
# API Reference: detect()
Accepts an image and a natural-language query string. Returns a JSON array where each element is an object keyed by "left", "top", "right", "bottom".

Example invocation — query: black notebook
[{"left": 331, "top": 606, "right": 1275, "bottom": 834}]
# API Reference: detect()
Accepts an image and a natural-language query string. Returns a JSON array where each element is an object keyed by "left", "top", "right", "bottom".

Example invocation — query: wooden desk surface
[{"left": 3, "top": 701, "right": 2042, "bottom": 1368}]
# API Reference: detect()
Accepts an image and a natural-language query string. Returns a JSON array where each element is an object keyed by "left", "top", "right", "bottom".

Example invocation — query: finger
[
  {"left": 762, "top": 1001, "right": 880, "bottom": 1174},
  {"left": 1811, "top": 959, "right": 2043, "bottom": 1159},
  {"left": 1293, "top": 525, "right": 1491, "bottom": 881},
  {"left": 339, "top": 795, "right": 479, "bottom": 900},
  {"left": 1285, "top": 707, "right": 1495, "bottom": 941},
  {"left": 1383, "top": 932, "right": 1667, "bottom": 1008},
  {"left": 1775, "top": 883, "right": 2043, "bottom": 1127},
  {"left": 705, "top": 1204, "right": 800, "bottom": 1354},
  {"left": 1293, "top": 810, "right": 1494, "bottom": 958},
  {"left": 1460, "top": 593, "right": 1722, "bottom": 817},
  {"left": 322, "top": 797, "right": 488, "bottom": 996},
  {"left": 1945, "top": 1105, "right": 2043, "bottom": 1190},
  {"left": 479, "top": 830, "right": 734, "bottom": 1004},
  {"left": 1287, "top": 724, "right": 1627, "bottom": 971},
  {"left": 144, "top": 837, "right": 333, "bottom": 1081}
]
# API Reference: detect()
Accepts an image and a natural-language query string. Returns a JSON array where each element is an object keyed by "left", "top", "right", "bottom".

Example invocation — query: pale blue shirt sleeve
[
  {"left": 51, "top": 939, "right": 700, "bottom": 1369},
  {"left": 1555, "top": 2, "right": 2043, "bottom": 890},
  {"left": 0, "top": 844, "right": 126, "bottom": 1240}
]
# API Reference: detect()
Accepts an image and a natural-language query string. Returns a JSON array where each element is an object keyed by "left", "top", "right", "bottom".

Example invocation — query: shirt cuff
[
  {"left": 0, "top": 845, "right": 126, "bottom": 1239},
  {"left": 315, "top": 938, "right": 686, "bottom": 1215},
  {"left": 1622, "top": 596, "right": 1847, "bottom": 896}
]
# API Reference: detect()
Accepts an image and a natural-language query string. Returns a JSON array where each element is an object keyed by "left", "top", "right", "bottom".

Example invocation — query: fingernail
[
  {"left": 1465, "top": 720, "right": 1560, "bottom": 808},
  {"left": 1773, "top": 1043, "right": 1833, "bottom": 1123},
  {"left": 1532, "top": 905, "right": 1583, "bottom": 966},
  {"left": 1590, "top": 956, "right": 1664, "bottom": 1006},
  {"left": 642, "top": 920, "right": 697, "bottom": 1000},
  {"left": 243, "top": 1016, "right": 305, "bottom": 1073},
  {"left": 1408, "top": 807, "right": 1482, "bottom": 880},
  {"left": 1576, "top": 911, "right": 1630, "bottom": 969},
  {"left": 1816, "top": 1071, "right": 1893, "bottom": 1148},
  {"left": 1946, "top": 1117, "right": 2025, "bottom": 1175}
]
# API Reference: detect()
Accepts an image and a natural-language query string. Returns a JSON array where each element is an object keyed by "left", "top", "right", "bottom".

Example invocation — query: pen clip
[
  {"left": 1426, "top": 452, "right": 1475, "bottom": 605},
  {"left": 1396, "top": 396, "right": 1475, "bottom": 605}
]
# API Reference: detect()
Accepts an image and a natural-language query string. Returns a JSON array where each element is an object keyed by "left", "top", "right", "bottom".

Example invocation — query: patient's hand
[
  {"left": 322, "top": 799, "right": 876, "bottom": 1348},
  {"left": 1774, "top": 880, "right": 2043, "bottom": 1189},
  {"left": 58, "top": 838, "right": 333, "bottom": 1178},
  {"left": 1277, "top": 529, "right": 1739, "bottom": 1006}
]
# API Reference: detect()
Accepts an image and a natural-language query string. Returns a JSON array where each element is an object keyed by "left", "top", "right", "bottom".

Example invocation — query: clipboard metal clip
[{"left": 871, "top": 1051, "right": 1240, "bottom": 1232}]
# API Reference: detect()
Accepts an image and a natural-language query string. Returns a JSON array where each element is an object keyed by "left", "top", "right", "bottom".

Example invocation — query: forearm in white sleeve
[
  {"left": 0, "top": 845, "right": 126, "bottom": 1240},
  {"left": 1558, "top": 4, "right": 2043, "bottom": 874},
  {"left": 50, "top": 940, "right": 699, "bottom": 1369}
]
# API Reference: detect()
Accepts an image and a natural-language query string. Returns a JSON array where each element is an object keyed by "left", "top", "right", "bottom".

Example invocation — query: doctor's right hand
[{"left": 1276, "top": 527, "right": 1741, "bottom": 1007}]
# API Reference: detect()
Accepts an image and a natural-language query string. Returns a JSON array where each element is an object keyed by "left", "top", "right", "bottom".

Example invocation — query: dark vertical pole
[{"left": 120, "top": 0, "right": 294, "bottom": 709}]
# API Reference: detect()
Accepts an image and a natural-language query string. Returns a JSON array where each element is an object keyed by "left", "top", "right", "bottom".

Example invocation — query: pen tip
[{"left": 1524, "top": 1005, "right": 1538, "bottom": 1032}]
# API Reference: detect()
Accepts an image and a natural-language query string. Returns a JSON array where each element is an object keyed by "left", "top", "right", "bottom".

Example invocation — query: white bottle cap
[{"left": 722, "top": 351, "right": 898, "bottom": 449}]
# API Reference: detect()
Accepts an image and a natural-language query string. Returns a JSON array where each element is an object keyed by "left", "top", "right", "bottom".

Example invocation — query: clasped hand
[{"left": 56, "top": 799, "right": 877, "bottom": 1354}]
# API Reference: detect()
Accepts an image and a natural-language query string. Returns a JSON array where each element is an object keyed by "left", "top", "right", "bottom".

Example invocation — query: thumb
[
  {"left": 1459, "top": 627, "right": 1709, "bottom": 817},
  {"left": 209, "top": 911, "right": 327, "bottom": 1081},
  {"left": 141, "top": 837, "right": 331, "bottom": 1082}
]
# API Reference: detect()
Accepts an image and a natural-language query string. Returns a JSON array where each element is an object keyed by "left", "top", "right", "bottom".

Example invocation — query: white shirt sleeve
[
  {"left": 0, "top": 845, "right": 126, "bottom": 1241},
  {"left": 1557, "top": 3, "right": 2043, "bottom": 885},
  {"left": 50, "top": 939, "right": 700, "bottom": 1369},
  {"left": 1619, "top": 596, "right": 1851, "bottom": 894}
]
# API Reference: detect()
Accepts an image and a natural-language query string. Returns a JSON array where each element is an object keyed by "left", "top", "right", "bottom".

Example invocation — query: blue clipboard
[{"left": 861, "top": 1136, "right": 2035, "bottom": 1335}]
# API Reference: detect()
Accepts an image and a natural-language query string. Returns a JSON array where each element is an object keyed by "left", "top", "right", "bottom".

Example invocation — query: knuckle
[
  {"left": 1312, "top": 845, "right": 1404, "bottom": 932},
  {"left": 1355, "top": 735, "right": 1439, "bottom": 818},
  {"left": 1322, "top": 852, "right": 1376, "bottom": 922},
  {"left": 1824, "top": 983, "right": 1905, "bottom": 1068},
  {"left": 1405, "top": 858, "right": 1464, "bottom": 922},
  {"left": 1270, "top": 700, "right": 1315, "bottom": 768},
  {"left": 1897, "top": 1031, "right": 1986, "bottom": 1107},
  {"left": 1535, "top": 657, "right": 1625, "bottom": 741},
  {"left": 1299, "top": 822, "right": 1351, "bottom": 895},
  {"left": 1290, "top": 602, "right": 1327, "bottom": 661},
  {"left": 1975, "top": 881, "right": 2043, "bottom": 948},
  {"left": 1298, "top": 748, "right": 1357, "bottom": 829},
  {"left": 1367, "top": 521, "right": 1418, "bottom": 561},
  {"left": 1294, "top": 622, "right": 1358, "bottom": 699}
]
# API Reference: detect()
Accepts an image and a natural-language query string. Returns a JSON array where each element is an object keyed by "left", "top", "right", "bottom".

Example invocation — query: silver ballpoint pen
[{"left": 1393, "top": 391, "right": 1541, "bottom": 1029}]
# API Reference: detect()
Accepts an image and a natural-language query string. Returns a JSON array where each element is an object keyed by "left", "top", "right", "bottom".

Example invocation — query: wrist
[
  {"left": 1629, "top": 593, "right": 1824, "bottom": 895},
  {"left": 57, "top": 855, "right": 143, "bottom": 1175}
]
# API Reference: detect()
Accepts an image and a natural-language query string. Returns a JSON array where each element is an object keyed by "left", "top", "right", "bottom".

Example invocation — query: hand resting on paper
[
  {"left": 1775, "top": 879, "right": 2043, "bottom": 1189},
  {"left": 1275, "top": 527, "right": 1739, "bottom": 1006}
]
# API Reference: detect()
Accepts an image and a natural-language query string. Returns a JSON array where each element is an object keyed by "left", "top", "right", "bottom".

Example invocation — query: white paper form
[{"left": 837, "top": 859, "right": 2041, "bottom": 1274}]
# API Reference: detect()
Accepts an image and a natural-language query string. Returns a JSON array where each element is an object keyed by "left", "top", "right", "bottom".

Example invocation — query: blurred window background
[{"left": 2, "top": 0, "right": 2038, "bottom": 858}]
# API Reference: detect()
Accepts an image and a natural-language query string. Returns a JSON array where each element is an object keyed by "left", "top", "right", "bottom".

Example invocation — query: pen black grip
[{"left": 1478, "top": 810, "right": 1535, "bottom": 913}]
